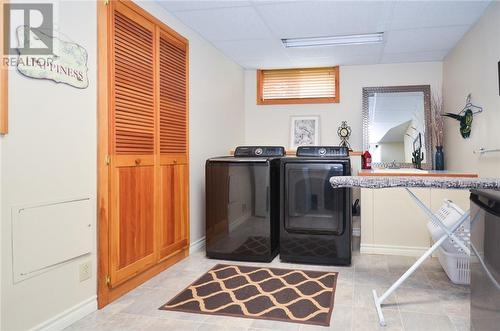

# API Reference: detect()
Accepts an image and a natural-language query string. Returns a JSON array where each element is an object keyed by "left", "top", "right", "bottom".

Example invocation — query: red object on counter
[{"left": 362, "top": 150, "right": 372, "bottom": 169}]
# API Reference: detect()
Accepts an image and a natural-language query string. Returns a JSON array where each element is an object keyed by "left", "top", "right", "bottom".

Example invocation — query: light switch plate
[{"left": 79, "top": 261, "right": 91, "bottom": 282}]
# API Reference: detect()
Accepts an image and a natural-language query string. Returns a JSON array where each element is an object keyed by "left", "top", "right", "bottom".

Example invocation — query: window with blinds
[{"left": 257, "top": 66, "right": 339, "bottom": 105}]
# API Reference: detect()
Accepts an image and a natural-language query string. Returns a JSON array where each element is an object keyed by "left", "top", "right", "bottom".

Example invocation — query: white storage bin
[
  {"left": 427, "top": 200, "right": 466, "bottom": 241},
  {"left": 428, "top": 199, "right": 471, "bottom": 285},
  {"left": 440, "top": 227, "right": 470, "bottom": 253},
  {"left": 437, "top": 246, "right": 470, "bottom": 285}
]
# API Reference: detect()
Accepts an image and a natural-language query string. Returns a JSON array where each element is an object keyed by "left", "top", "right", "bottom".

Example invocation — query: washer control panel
[
  {"left": 296, "top": 146, "right": 349, "bottom": 157},
  {"left": 234, "top": 146, "right": 285, "bottom": 157}
]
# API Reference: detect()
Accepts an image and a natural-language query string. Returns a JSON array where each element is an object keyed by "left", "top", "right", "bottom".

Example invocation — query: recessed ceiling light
[{"left": 282, "top": 33, "right": 384, "bottom": 48}]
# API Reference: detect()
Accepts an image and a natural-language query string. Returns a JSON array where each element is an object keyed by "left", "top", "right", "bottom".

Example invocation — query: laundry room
[{"left": 1, "top": 1, "right": 500, "bottom": 331}]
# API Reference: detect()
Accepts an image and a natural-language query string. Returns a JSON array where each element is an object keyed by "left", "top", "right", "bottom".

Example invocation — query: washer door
[{"left": 284, "top": 163, "right": 347, "bottom": 235}]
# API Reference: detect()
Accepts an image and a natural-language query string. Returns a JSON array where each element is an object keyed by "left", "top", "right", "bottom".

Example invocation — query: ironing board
[{"left": 329, "top": 176, "right": 500, "bottom": 327}]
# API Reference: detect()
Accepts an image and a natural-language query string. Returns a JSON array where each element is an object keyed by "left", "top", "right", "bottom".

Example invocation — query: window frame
[{"left": 256, "top": 66, "right": 340, "bottom": 105}]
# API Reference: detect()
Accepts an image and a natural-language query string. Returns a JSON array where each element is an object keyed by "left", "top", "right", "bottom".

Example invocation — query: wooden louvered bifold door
[
  {"left": 159, "top": 30, "right": 188, "bottom": 163},
  {"left": 104, "top": 0, "right": 189, "bottom": 296},
  {"left": 158, "top": 29, "right": 189, "bottom": 260},
  {"left": 109, "top": 1, "right": 157, "bottom": 287},
  {"left": 159, "top": 164, "right": 188, "bottom": 259}
]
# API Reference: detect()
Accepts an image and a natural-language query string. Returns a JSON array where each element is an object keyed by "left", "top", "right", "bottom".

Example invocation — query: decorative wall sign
[
  {"left": 290, "top": 115, "right": 320, "bottom": 150},
  {"left": 16, "top": 26, "right": 89, "bottom": 89}
]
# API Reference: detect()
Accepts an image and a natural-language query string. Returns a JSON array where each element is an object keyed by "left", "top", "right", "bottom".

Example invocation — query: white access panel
[{"left": 12, "top": 197, "right": 93, "bottom": 283}]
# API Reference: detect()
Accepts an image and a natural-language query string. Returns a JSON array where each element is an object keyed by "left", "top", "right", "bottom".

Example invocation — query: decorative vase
[{"left": 435, "top": 145, "right": 445, "bottom": 170}]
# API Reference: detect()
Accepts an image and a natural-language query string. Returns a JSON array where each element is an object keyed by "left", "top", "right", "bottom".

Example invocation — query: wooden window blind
[
  {"left": 257, "top": 66, "right": 339, "bottom": 105},
  {"left": 113, "top": 11, "right": 155, "bottom": 155}
]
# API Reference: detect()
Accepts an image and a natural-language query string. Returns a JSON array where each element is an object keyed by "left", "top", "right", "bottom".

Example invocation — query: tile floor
[{"left": 66, "top": 250, "right": 469, "bottom": 331}]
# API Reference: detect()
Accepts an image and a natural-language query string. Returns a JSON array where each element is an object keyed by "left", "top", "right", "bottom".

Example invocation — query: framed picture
[{"left": 289, "top": 116, "right": 320, "bottom": 149}]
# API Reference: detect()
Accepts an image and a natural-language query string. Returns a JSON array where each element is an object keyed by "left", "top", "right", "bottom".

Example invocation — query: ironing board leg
[
  {"left": 372, "top": 234, "right": 449, "bottom": 326},
  {"left": 373, "top": 290, "right": 386, "bottom": 326},
  {"left": 372, "top": 204, "right": 471, "bottom": 326}
]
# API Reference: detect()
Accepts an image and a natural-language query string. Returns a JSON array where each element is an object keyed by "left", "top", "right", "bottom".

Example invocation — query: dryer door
[{"left": 284, "top": 162, "right": 348, "bottom": 235}]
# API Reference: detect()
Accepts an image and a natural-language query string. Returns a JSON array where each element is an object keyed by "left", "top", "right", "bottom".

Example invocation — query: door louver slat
[
  {"left": 113, "top": 11, "right": 155, "bottom": 155},
  {"left": 159, "top": 34, "right": 187, "bottom": 155}
]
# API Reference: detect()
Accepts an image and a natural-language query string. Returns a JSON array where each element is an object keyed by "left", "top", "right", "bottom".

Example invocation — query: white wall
[
  {"left": 244, "top": 62, "right": 443, "bottom": 151},
  {"left": 379, "top": 142, "right": 404, "bottom": 163},
  {"left": 1, "top": 1, "right": 244, "bottom": 330},
  {"left": 1, "top": 2, "right": 97, "bottom": 330},
  {"left": 135, "top": 1, "right": 245, "bottom": 246},
  {"left": 443, "top": 2, "right": 500, "bottom": 177}
]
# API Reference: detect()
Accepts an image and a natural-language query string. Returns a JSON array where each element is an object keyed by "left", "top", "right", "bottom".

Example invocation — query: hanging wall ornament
[
  {"left": 337, "top": 121, "right": 352, "bottom": 148},
  {"left": 442, "top": 94, "right": 482, "bottom": 139},
  {"left": 442, "top": 109, "right": 473, "bottom": 139}
]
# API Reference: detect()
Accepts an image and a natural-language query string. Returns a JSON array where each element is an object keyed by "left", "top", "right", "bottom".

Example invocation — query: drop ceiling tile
[
  {"left": 173, "top": 6, "right": 271, "bottom": 41},
  {"left": 213, "top": 39, "right": 288, "bottom": 61},
  {"left": 289, "top": 54, "right": 380, "bottom": 67},
  {"left": 255, "top": 1, "right": 394, "bottom": 38},
  {"left": 384, "top": 25, "right": 470, "bottom": 54},
  {"left": 238, "top": 58, "right": 293, "bottom": 69},
  {"left": 159, "top": 1, "right": 251, "bottom": 13},
  {"left": 286, "top": 43, "right": 383, "bottom": 66},
  {"left": 381, "top": 50, "right": 448, "bottom": 64},
  {"left": 156, "top": 0, "right": 490, "bottom": 68},
  {"left": 285, "top": 43, "right": 384, "bottom": 59},
  {"left": 390, "top": 1, "right": 491, "bottom": 30},
  {"left": 288, "top": 57, "right": 336, "bottom": 68}
]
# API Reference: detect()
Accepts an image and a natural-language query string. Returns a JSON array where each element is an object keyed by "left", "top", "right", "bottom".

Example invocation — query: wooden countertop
[{"left": 358, "top": 169, "right": 478, "bottom": 178}]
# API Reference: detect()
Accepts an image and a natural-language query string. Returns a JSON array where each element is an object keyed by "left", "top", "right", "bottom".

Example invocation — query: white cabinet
[{"left": 360, "top": 187, "right": 470, "bottom": 256}]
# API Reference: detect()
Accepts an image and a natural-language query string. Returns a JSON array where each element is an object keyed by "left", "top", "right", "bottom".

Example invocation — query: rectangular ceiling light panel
[{"left": 282, "top": 33, "right": 384, "bottom": 48}]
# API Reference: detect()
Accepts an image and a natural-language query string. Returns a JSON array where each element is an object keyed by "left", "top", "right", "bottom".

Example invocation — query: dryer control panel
[
  {"left": 296, "top": 146, "right": 349, "bottom": 157},
  {"left": 234, "top": 146, "right": 285, "bottom": 157}
]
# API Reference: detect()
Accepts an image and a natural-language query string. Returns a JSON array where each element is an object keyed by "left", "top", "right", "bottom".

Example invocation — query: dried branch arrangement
[{"left": 431, "top": 93, "right": 445, "bottom": 147}]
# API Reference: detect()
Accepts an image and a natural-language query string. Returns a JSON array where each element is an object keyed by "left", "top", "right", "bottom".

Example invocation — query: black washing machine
[
  {"left": 280, "top": 146, "right": 352, "bottom": 266},
  {"left": 205, "top": 146, "right": 285, "bottom": 262}
]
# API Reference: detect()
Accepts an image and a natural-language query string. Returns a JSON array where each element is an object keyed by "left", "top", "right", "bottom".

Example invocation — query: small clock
[{"left": 337, "top": 121, "right": 351, "bottom": 148}]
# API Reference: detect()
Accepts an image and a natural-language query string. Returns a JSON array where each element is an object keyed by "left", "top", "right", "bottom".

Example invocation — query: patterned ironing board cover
[{"left": 330, "top": 176, "right": 500, "bottom": 190}]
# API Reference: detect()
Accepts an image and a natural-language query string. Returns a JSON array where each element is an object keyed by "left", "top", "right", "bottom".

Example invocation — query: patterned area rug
[{"left": 160, "top": 264, "right": 338, "bottom": 326}]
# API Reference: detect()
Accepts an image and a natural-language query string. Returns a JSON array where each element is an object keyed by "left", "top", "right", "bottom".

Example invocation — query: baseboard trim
[
  {"left": 352, "top": 227, "right": 361, "bottom": 237},
  {"left": 33, "top": 295, "right": 97, "bottom": 331},
  {"left": 361, "top": 244, "right": 429, "bottom": 257},
  {"left": 189, "top": 236, "right": 205, "bottom": 254}
]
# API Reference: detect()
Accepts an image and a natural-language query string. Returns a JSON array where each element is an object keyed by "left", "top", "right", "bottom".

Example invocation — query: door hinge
[
  {"left": 105, "top": 155, "right": 111, "bottom": 165},
  {"left": 104, "top": 0, "right": 109, "bottom": 5},
  {"left": 105, "top": 275, "right": 111, "bottom": 285}
]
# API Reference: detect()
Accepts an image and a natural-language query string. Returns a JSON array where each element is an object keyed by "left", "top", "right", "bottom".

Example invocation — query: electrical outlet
[{"left": 79, "top": 261, "right": 91, "bottom": 282}]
